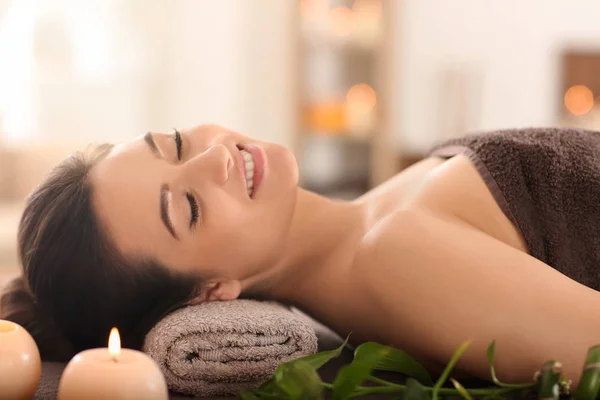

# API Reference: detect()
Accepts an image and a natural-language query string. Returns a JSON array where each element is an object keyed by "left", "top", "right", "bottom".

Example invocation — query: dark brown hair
[{"left": 0, "top": 145, "right": 199, "bottom": 361}]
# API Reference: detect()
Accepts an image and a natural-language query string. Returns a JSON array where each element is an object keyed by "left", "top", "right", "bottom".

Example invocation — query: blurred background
[{"left": 2, "top": 0, "right": 600, "bottom": 279}]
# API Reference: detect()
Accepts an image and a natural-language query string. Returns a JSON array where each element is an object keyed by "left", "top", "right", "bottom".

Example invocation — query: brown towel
[
  {"left": 143, "top": 299, "right": 318, "bottom": 398},
  {"left": 429, "top": 127, "right": 600, "bottom": 290}
]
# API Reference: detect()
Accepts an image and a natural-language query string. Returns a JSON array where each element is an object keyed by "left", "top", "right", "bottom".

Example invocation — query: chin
[{"left": 282, "top": 147, "right": 300, "bottom": 187}]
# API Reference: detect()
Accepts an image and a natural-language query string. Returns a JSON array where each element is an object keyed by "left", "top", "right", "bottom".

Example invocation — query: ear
[{"left": 187, "top": 280, "right": 242, "bottom": 304}]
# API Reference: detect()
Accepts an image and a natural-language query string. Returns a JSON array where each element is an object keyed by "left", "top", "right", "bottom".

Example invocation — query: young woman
[{"left": 2, "top": 124, "right": 600, "bottom": 389}]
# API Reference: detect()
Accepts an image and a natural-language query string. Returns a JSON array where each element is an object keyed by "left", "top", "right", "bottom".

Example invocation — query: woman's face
[{"left": 91, "top": 124, "right": 299, "bottom": 281}]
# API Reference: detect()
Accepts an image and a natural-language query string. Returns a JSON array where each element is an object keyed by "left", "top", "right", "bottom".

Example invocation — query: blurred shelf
[
  {"left": 300, "top": 130, "right": 375, "bottom": 143},
  {"left": 294, "top": 0, "right": 399, "bottom": 189},
  {"left": 301, "top": 31, "right": 382, "bottom": 54}
]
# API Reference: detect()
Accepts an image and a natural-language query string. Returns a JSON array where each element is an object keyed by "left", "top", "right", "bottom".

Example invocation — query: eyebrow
[
  {"left": 144, "top": 132, "right": 160, "bottom": 157},
  {"left": 160, "top": 184, "right": 178, "bottom": 240}
]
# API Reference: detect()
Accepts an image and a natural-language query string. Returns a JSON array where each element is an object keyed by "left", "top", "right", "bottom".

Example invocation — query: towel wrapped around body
[
  {"left": 143, "top": 299, "right": 318, "bottom": 397},
  {"left": 429, "top": 127, "right": 600, "bottom": 290}
]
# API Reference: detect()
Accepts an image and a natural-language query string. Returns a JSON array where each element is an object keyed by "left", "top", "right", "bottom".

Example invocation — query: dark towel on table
[{"left": 429, "top": 127, "right": 600, "bottom": 291}]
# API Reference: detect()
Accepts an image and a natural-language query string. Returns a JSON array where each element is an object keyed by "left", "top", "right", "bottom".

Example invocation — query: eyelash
[
  {"left": 186, "top": 193, "right": 199, "bottom": 229},
  {"left": 173, "top": 129, "right": 183, "bottom": 160},
  {"left": 173, "top": 129, "right": 198, "bottom": 228}
]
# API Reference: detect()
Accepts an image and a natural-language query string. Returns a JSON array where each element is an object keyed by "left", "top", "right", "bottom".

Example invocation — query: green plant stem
[
  {"left": 349, "top": 385, "right": 523, "bottom": 398},
  {"left": 490, "top": 368, "right": 535, "bottom": 389},
  {"left": 326, "top": 378, "right": 532, "bottom": 398},
  {"left": 432, "top": 341, "right": 471, "bottom": 400},
  {"left": 368, "top": 376, "right": 405, "bottom": 388},
  {"left": 347, "top": 385, "right": 402, "bottom": 398}
]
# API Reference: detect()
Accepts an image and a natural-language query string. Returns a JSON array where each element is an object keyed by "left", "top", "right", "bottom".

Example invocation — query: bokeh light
[
  {"left": 352, "top": 0, "right": 382, "bottom": 20},
  {"left": 564, "top": 85, "right": 594, "bottom": 116},
  {"left": 299, "top": 0, "right": 316, "bottom": 19},
  {"left": 346, "top": 83, "right": 377, "bottom": 109},
  {"left": 330, "top": 6, "right": 353, "bottom": 37}
]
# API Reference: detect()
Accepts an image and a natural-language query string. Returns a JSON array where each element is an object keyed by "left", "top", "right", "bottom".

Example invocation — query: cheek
[
  {"left": 199, "top": 209, "right": 290, "bottom": 276},
  {"left": 197, "top": 228, "right": 265, "bottom": 278},
  {"left": 284, "top": 148, "right": 299, "bottom": 184}
]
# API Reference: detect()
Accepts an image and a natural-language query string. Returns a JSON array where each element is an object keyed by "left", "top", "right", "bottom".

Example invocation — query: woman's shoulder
[
  {"left": 354, "top": 207, "right": 436, "bottom": 269},
  {"left": 357, "top": 152, "right": 530, "bottom": 264}
]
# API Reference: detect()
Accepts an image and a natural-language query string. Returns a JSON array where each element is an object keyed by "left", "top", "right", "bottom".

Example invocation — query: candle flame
[{"left": 108, "top": 327, "right": 121, "bottom": 358}]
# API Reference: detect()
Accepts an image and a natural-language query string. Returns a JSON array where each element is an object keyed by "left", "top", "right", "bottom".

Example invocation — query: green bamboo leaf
[
  {"left": 354, "top": 342, "right": 433, "bottom": 386},
  {"left": 481, "top": 391, "right": 510, "bottom": 400},
  {"left": 450, "top": 378, "right": 474, "bottom": 400},
  {"left": 284, "top": 335, "right": 350, "bottom": 372},
  {"left": 432, "top": 340, "right": 471, "bottom": 400},
  {"left": 238, "top": 390, "right": 261, "bottom": 400},
  {"left": 536, "top": 360, "right": 561, "bottom": 400},
  {"left": 255, "top": 379, "right": 288, "bottom": 398},
  {"left": 254, "top": 388, "right": 288, "bottom": 400},
  {"left": 274, "top": 360, "right": 323, "bottom": 400},
  {"left": 404, "top": 378, "right": 431, "bottom": 400},
  {"left": 258, "top": 379, "right": 276, "bottom": 392},
  {"left": 267, "top": 337, "right": 349, "bottom": 399},
  {"left": 241, "top": 379, "right": 286, "bottom": 399},
  {"left": 254, "top": 392, "right": 288, "bottom": 400},
  {"left": 574, "top": 345, "right": 600, "bottom": 400},
  {"left": 332, "top": 344, "right": 390, "bottom": 400}
]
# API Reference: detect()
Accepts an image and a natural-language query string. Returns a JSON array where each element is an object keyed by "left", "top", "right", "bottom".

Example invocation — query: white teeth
[{"left": 240, "top": 149, "right": 255, "bottom": 196}]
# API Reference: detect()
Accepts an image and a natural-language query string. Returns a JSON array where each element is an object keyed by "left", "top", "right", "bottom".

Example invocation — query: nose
[{"left": 183, "top": 144, "right": 233, "bottom": 185}]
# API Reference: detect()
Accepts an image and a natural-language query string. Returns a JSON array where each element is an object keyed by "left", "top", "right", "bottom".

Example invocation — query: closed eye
[
  {"left": 173, "top": 129, "right": 183, "bottom": 160},
  {"left": 187, "top": 193, "right": 199, "bottom": 229}
]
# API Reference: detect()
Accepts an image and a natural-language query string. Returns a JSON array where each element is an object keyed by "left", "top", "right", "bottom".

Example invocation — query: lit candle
[
  {"left": 0, "top": 320, "right": 42, "bottom": 400},
  {"left": 57, "top": 328, "right": 168, "bottom": 400}
]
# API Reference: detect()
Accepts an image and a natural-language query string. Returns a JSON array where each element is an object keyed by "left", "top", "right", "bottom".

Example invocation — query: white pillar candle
[
  {"left": 57, "top": 328, "right": 168, "bottom": 400},
  {"left": 0, "top": 320, "right": 42, "bottom": 400}
]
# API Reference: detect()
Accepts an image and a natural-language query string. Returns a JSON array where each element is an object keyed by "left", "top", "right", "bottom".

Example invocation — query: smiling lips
[{"left": 236, "top": 144, "right": 264, "bottom": 198}]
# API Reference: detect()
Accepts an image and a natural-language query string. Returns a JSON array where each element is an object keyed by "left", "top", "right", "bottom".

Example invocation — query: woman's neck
[{"left": 240, "top": 188, "right": 368, "bottom": 306}]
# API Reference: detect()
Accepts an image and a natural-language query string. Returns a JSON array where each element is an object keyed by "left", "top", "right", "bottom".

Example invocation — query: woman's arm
[{"left": 358, "top": 209, "right": 600, "bottom": 389}]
